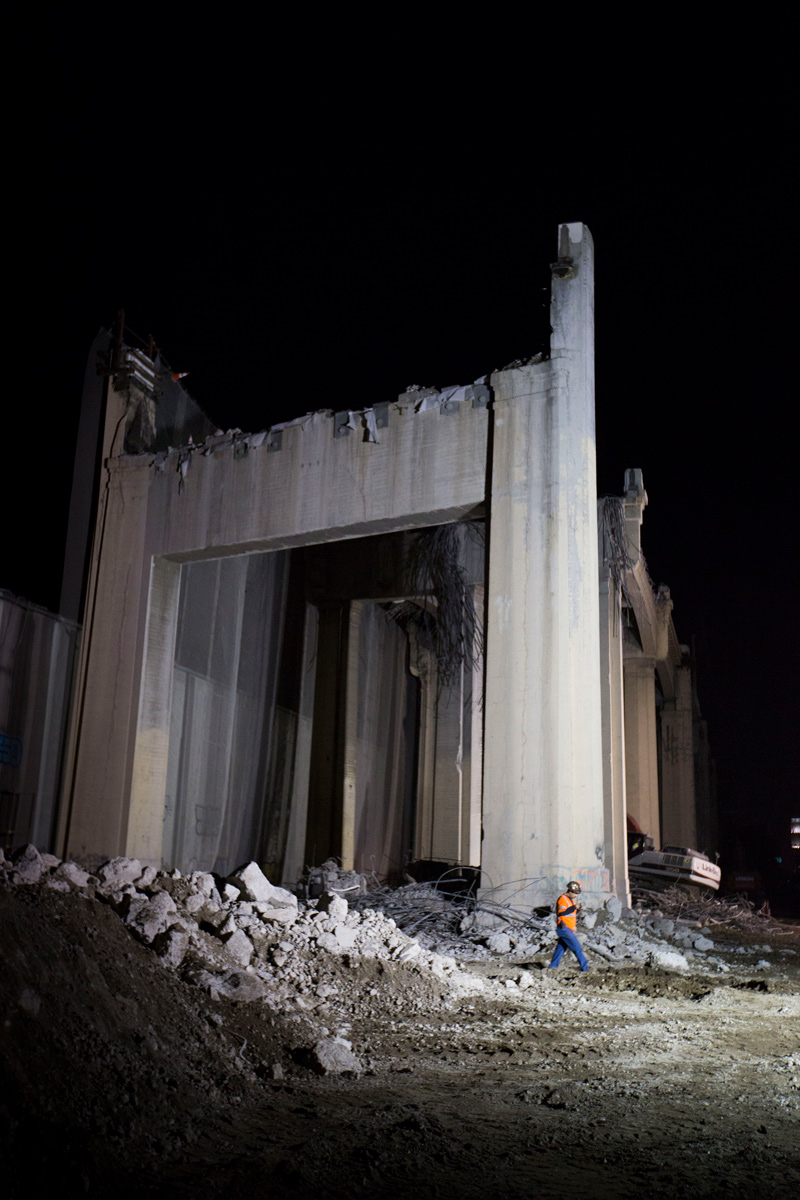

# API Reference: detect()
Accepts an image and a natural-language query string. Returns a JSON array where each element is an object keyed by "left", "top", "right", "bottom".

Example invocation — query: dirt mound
[{"left": 2, "top": 855, "right": 799, "bottom": 1199}]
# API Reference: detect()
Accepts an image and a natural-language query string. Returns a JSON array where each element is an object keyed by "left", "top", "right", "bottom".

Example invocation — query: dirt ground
[{"left": 2, "top": 883, "right": 799, "bottom": 1199}]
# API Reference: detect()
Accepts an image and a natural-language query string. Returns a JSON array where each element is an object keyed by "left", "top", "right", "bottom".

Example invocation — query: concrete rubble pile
[
  {"left": 0, "top": 845, "right": 479, "bottom": 1073},
  {"left": 347, "top": 876, "right": 791, "bottom": 976},
  {"left": 348, "top": 878, "right": 699, "bottom": 968},
  {"left": 2, "top": 844, "right": 790, "bottom": 1020}
]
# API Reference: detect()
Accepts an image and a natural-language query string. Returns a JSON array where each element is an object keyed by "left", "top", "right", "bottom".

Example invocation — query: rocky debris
[
  {"left": 1, "top": 874, "right": 798, "bottom": 1200},
  {"left": 125, "top": 890, "right": 178, "bottom": 943},
  {"left": 2, "top": 848, "right": 486, "bottom": 1046},
  {"left": 305, "top": 857, "right": 369, "bottom": 900},
  {"left": 97, "top": 856, "right": 144, "bottom": 888},
  {"left": 302, "top": 1035, "right": 362, "bottom": 1076},
  {"left": 2, "top": 844, "right": 790, "bottom": 1033},
  {"left": 187, "top": 966, "right": 270, "bottom": 1001},
  {"left": 486, "top": 931, "right": 511, "bottom": 954},
  {"left": 223, "top": 928, "right": 254, "bottom": 966},
  {"left": 647, "top": 948, "right": 690, "bottom": 971},
  {"left": 317, "top": 891, "right": 349, "bottom": 920},
  {"left": 228, "top": 862, "right": 297, "bottom": 913},
  {"left": 45, "top": 877, "right": 71, "bottom": 893},
  {"left": 55, "top": 860, "right": 91, "bottom": 888},
  {"left": 152, "top": 927, "right": 190, "bottom": 967},
  {"left": 8, "top": 844, "right": 45, "bottom": 884}
]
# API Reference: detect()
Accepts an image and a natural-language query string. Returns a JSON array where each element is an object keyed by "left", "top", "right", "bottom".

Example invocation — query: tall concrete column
[
  {"left": 660, "top": 663, "right": 696, "bottom": 848},
  {"left": 60, "top": 457, "right": 152, "bottom": 865},
  {"left": 305, "top": 602, "right": 350, "bottom": 866},
  {"left": 461, "top": 583, "right": 484, "bottom": 867},
  {"left": 598, "top": 571, "right": 630, "bottom": 903},
  {"left": 409, "top": 633, "right": 437, "bottom": 860},
  {"left": 126, "top": 557, "right": 182, "bottom": 864},
  {"left": 623, "top": 654, "right": 660, "bottom": 847},
  {"left": 482, "top": 223, "right": 607, "bottom": 907},
  {"left": 340, "top": 600, "right": 365, "bottom": 870},
  {"left": 429, "top": 679, "right": 464, "bottom": 862}
]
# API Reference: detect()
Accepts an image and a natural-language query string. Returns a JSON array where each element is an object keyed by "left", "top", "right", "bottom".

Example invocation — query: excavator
[{"left": 626, "top": 816, "right": 720, "bottom": 893}]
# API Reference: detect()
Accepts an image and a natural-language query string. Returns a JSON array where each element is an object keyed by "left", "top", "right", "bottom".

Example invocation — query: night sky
[{"left": 7, "top": 24, "right": 796, "bottom": 874}]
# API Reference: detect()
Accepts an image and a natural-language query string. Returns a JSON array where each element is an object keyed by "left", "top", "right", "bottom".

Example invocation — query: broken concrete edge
[{"left": 126, "top": 377, "right": 496, "bottom": 467}]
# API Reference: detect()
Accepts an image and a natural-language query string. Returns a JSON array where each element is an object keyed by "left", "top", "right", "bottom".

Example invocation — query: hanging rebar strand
[
  {"left": 389, "top": 521, "right": 485, "bottom": 690},
  {"left": 599, "top": 497, "right": 635, "bottom": 605}
]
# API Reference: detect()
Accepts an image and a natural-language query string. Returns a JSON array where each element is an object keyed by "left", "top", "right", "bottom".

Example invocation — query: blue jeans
[{"left": 548, "top": 925, "right": 589, "bottom": 971}]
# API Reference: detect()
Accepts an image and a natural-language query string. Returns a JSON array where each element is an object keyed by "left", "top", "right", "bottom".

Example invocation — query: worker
[{"left": 547, "top": 881, "right": 589, "bottom": 972}]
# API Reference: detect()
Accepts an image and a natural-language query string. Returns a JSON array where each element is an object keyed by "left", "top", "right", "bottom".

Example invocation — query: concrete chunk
[
  {"left": 317, "top": 892, "right": 348, "bottom": 921},
  {"left": 12, "top": 844, "right": 42, "bottom": 864},
  {"left": 189, "top": 871, "right": 217, "bottom": 897},
  {"left": 97, "top": 857, "right": 143, "bottom": 888},
  {"left": 11, "top": 861, "right": 43, "bottom": 885},
  {"left": 647, "top": 948, "right": 689, "bottom": 971},
  {"left": 308, "top": 1036, "right": 362, "bottom": 1075},
  {"left": 55, "top": 862, "right": 91, "bottom": 888},
  {"left": 191, "top": 968, "right": 269, "bottom": 1002},
  {"left": 316, "top": 932, "right": 340, "bottom": 954},
  {"left": 45, "top": 878, "right": 71, "bottom": 893},
  {"left": 227, "top": 862, "right": 297, "bottom": 909},
  {"left": 10, "top": 845, "right": 43, "bottom": 884},
  {"left": 487, "top": 931, "right": 511, "bottom": 954},
  {"left": 254, "top": 902, "right": 297, "bottom": 926},
  {"left": 126, "top": 891, "right": 178, "bottom": 943},
  {"left": 332, "top": 923, "right": 359, "bottom": 951},
  {"left": 153, "top": 928, "right": 189, "bottom": 968},
  {"left": 224, "top": 928, "right": 254, "bottom": 966},
  {"left": 604, "top": 896, "right": 623, "bottom": 922}
]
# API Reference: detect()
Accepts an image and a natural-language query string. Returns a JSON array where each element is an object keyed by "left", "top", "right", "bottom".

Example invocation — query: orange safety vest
[{"left": 556, "top": 893, "right": 578, "bottom": 932}]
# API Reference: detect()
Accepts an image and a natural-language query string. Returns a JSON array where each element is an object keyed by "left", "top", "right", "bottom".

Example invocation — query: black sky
[{"left": 6, "top": 23, "right": 797, "bottom": 864}]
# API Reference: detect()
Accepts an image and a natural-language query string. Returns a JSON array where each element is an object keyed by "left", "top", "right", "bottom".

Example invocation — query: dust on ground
[{"left": 1, "top": 866, "right": 799, "bottom": 1200}]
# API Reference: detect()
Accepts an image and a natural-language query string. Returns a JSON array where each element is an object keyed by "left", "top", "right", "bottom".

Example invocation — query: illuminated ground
[{"left": 2, "top": 885, "right": 798, "bottom": 1199}]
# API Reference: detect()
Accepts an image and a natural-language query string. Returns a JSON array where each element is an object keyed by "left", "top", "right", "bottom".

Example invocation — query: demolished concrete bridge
[{"left": 51, "top": 223, "right": 713, "bottom": 909}]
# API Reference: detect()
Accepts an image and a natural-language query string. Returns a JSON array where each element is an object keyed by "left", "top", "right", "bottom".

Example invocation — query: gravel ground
[{"left": 1, "top": 854, "right": 798, "bottom": 1199}]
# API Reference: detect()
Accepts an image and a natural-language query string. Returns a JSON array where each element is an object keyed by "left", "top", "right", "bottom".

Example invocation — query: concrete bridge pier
[{"left": 482, "top": 223, "right": 608, "bottom": 909}]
